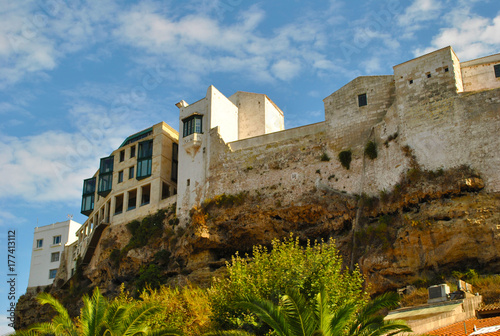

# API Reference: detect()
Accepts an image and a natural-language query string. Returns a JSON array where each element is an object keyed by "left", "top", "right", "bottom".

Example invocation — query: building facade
[
  {"left": 73, "top": 121, "right": 179, "bottom": 268},
  {"left": 27, "top": 220, "right": 81, "bottom": 289}
]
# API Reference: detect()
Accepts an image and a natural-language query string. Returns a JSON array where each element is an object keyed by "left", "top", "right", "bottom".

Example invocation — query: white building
[{"left": 27, "top": 220, "right": 81, "bottom": 289}]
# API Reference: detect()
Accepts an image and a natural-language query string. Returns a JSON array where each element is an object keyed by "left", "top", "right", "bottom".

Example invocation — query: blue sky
[{"left": 0, "top": 0, "right": 499, "bottom": 333}]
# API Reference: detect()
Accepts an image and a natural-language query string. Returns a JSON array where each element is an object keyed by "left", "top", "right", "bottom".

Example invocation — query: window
[
  {"left": 171, "top": 143, "right": 178, "bottom": 182},
  {"left": 119, "top": 150, "right": 125, "bottom": 162},
  {"left": 162, "top": 182, "right": 170, "bottom": 199},
  {"left": 114, "top": 194, "right": 124, "bottom": 214},
  {"left": 182, "top": 115, "right": 203, "bottom": 137},
  {"left": 444, "top": 67, "right": 449, "bottom": 72},
  {"left": 127, "top": 189, "right": 137, "bottom": 210},
  {"left": 49, "top": 269, "right": 57, "bottom": 279},
  {"left": 53, "top": 235, "right": 61, "bottom": 245},
  {"left": 141, "top": 184, "right": 150, "bottom": 206},
  {"left": 81, "top": 177, "right": 96, "bottom": 216},
  {"left": 98, "top": 156, "right": 114, "bottom": 196},
  {"left": 137, "top": 140, "right": 153, "bottom": 179},
  {"left": 495, "top": 64, "right": 500, "bottom": 78},
  {"left": 358, "top": 93, "right": 367, "bottom": 107},
  {"left": 409, "top": 79, "right": 413, "bottom": 84},
  {"left": 187, "top": 179, "right": 190, "bottom": 186},
  {"left": 51, "top": 252, "right": 60, "bottom": 262},
  {"left": 130, "top": 145, "right": 136, "bottom": 158},
  {"left": 36, "top": 239, "right": 43, "bottom": 248},
  {"left": 129, "top": 166, "right": 134, "bottom": 179},
  {"left": 118, "top": 171, "right": 124, "bottom": 183},
  {"left": 427, "top": 72, "right": 432, "bottom": 78}
]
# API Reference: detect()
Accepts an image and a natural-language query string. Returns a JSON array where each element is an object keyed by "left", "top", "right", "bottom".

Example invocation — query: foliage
[
  {"left": 364, "top": 141, "right": 378, "bottom": 160},
  {"left": 355, "top": 215, "right": 394, "bottom": 251},
  {"left": 209, "top": 235, "right": 366, "bottom": 331},
  {"left": 125, "top": 210, "right": 167, "bottom": 250},
  {"left": 135, "top": 264, "right": 163, "bottom": 292},
  {"left": 203, "top": 192, "right": 247, "bottom": 210},
  {"left": 320, "top": 152, "right": 330, "bottom": 162},
  {"left": 338, "top": 150, "right": 352, "bottom": 170},
  {"left": 137, "top": 285, "right": 212, "bottom": 336},
  {"left": 16, "top": 287, "right": 181, "bottom": 336},
  {"left": 234, "top": 288, "right": 410, "bottom": 336}
]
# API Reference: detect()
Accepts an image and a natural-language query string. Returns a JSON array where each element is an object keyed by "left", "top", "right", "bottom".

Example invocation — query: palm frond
[
  {"left": 281, "top": 288, "right": 317, "bottom": 336},
  {"left": 203, "top": 330, "right": 254, "bottom": 336},
  {"left": 237, "top": 298, "right": 289, "bottom": 336}
]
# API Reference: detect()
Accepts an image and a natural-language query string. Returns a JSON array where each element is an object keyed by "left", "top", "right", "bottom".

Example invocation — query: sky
[{"left": 0, "top": 0, "right": 499, "bottom": 333}]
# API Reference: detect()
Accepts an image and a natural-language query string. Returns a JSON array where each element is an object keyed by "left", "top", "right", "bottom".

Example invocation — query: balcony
[{"left": 182, "top": 133, "right": 203, "bottom": 157}]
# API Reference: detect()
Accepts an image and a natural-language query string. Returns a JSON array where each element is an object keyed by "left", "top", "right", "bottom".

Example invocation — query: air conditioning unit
[{"left": 428, "top": 284, "right": 450, "bottom": 303}]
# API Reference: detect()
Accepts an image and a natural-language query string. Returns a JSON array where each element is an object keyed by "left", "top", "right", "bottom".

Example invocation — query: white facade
[
  {"left": 176, "top": 86, "right": 285, "bottom": 221},
  {"left": 27, "top": 220, "right": 81, "bottom": 289}
]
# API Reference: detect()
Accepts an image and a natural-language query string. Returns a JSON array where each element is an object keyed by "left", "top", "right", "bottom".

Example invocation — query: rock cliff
[{"left": 15, "top": 166, "right": 500, "bottom": 330}]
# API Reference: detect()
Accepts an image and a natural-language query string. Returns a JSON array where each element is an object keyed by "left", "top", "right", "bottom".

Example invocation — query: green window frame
[
  {"left": 182, "top": 115, "right": 203, "bottom": 137},
  {"left": 171, "top": 142, "right": 178, "bottom": 182},
  {"left": 137, "top": 140, "right": 153, "bottom": 180},
  {"left": 98, "top": 156, "right": 114, "bottom": 196},
  {"left": 495, "top": 64, "right": 500, "bottom": 78},
  {"left": 81, "top": 177, "right": 96, "bottom": 216}
]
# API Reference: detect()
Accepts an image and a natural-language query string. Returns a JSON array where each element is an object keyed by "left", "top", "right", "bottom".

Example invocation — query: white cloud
[
  {"left": 417, "top": 13, "right": 500, "bottom": 60},
  {"left": 0, "top": 0, "right": 117, "bottom": 88},
  {"left": 271, "top": 60, "right": 301, "bottom": 81},
  {"left": 397, "top": 0, "right": 443, "bottom": 36}
]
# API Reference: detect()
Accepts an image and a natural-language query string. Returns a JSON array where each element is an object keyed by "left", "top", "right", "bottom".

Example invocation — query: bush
[
  {"left": 320, "top": 152, "right": 330, "bottom": 161},
  {"left": 138, "top": 285, "right": 212, "bottom": 336},
  {"left": 338, "top": 150, "right": 352, "bottom": 170},
  {"left": 125, "top": 210, "right": 166, "bottom": 250},
  {"left": 364, "top": 141, "right": 378, "bottom": 160},
  {"left": 209, "top": 235, "right": 366, "bottom": 331}
]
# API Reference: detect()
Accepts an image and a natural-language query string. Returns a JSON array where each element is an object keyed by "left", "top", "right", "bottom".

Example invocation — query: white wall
[{"left": 28, "top": 220, "right": 81, "bottom": 288}]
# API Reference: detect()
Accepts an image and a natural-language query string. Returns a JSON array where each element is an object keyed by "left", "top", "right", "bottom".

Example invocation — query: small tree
[
  {"left": 209, "top": 235, "right": 366, "bottom": 332},
  {"left": 235, "top": 288, "right": 411, "bottom": 336}
]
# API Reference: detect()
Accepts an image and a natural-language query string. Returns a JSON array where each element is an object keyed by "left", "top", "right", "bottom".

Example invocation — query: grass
[{"left": 338, "top": 149, "right": 352, "bottom": 170}]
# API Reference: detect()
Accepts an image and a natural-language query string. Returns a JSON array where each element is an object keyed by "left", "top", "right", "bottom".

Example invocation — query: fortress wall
[
  {"left": 394, "top": 47, "right": 463, "bottom": 110},
  {"left": 323, "top": 75, "right": 395, "bottom": 149},
  {"left": 461, "top": 54, "right": 500, "bottom": 92}
]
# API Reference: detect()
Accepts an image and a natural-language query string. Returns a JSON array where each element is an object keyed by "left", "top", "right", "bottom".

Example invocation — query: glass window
[
  {"left": 118, "top": 171, "right": 124, "bottom": 183},
  {"left": 36, "top": 239, "right": 43, "bottom": 248},
  {"left": 137, "top": 158, "right": 152, "bottom": 179},
  {"left": 98, "top": 156, "right": 114, "bottom": 196},
  {"left": 119, "top": 150, "right": 125, "bottom": 162},
  {"left": 130, "top": 145, "right": 136, "bottom": 158},
  {"left": 51, "top": 252, "right": 60, "bottom": 262},
  {"left": 53, "top": 235, "right": 61, "bottom": 245},
  {"left": 81, "top": 177, "right": 96, "bottom": 216},
  {"left": 129, "top": 166, "right": 134, "bottom": 179},
  {"left": 138, "top": 140, "right": 153, "bottom": 159},
  {"left": 100, "top": 156, "right": 114, "bottom": 174},
  {"left": 182, "top": 115, "right": 203, "bottom": 137},
  {"left": 495, "top": 64, "right": 500, "bottom": 78},
  {"left": 49, "top": 269, "right": 57, "bottom": 279},
  {"left": 171, "top": 143, "right": 178, "bottom": 182},
  {"left": 114, "top": 194, "right": 124, "bottom": 214},
  {"left": 358, "top": 93, "right": 367, "bottom": 107}
]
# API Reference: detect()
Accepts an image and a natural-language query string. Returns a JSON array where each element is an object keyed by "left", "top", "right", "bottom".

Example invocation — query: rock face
[{"left": 15, "top": 167, "right": 500, "bottom": 330}]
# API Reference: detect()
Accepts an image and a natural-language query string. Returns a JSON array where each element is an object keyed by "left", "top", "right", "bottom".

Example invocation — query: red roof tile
[
  {"left": 428, "top": 316, "right": 500, "bottom": 336},
  {"left": 478, "top": 303, "right": 500, "bottom": 312}
]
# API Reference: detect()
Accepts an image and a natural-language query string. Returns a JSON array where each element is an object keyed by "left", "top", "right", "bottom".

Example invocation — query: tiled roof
[
  {"left": 478, "top": 303, "right": 500, "bottom": 312},
  {"left": 428, "top": 316, "right": 500, "bottom": 336}
]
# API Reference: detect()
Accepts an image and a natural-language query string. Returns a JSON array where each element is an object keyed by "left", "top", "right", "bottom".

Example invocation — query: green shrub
[
  {"left": 320, "top": 152, "right": 330, "bottom": 161},
  {"left": 338, "top": 150, "right": 352, "bottom": 170},
  {"left": 364, "top": 141, "right": 378, "bottom": 160},
  {"left": 125, "top": 210, "right": 166, "bottom": 250},
  {"left": 209, "top": 235, "right": 366, "bottom": 331},
  {"left": 135, "top": 264, "right": 162, "bottom": 292}
]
